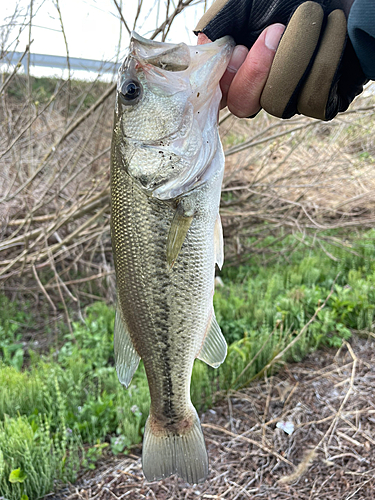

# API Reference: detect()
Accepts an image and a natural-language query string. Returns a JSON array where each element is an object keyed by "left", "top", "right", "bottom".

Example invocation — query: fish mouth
[
  {"left": 129, "top": 32, "right": 191, "bottom": 72},
  {"left": 120, "top": 31, "right": 234, "bottom": 78}
]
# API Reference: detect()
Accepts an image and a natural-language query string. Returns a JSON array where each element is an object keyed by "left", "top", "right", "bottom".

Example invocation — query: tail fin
[{"left": 142, "top": 409, "right": 208, "bottom": 484}]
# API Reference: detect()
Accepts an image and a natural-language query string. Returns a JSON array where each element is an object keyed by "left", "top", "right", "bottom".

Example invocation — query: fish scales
[{"left": 111, "top": 32, "right": 234, "bottom": 484}]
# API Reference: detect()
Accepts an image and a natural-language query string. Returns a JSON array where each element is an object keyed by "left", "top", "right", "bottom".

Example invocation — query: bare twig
[
  {"left": 0, "top": 43, "right": 32, "bottom": 95},
  {"left": 201, "top": 423, "right": 295, "bottom": 467},
  {"left": 112, "top": 0, "right": 131, "bottom": 35}
]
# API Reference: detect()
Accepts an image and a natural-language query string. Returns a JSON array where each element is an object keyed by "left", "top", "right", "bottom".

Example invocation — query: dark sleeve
[
  {"left": 194, "top": 0, "right": 312, "bottom": 47},
  {"left": 348, "top": 0, "right": 375, "bottom": 79}
]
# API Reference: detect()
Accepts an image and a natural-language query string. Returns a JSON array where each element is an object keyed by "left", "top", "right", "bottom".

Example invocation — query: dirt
[{"left": 49, "top": 335, "right": 375, "bottom": 500}]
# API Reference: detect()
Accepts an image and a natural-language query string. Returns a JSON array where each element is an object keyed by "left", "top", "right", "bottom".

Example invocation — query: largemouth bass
[{"left": 111, "top": 32, "right": 233, "bottom": 484}]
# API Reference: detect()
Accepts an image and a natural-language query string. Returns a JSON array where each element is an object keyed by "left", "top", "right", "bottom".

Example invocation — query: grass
[
  {"left": 0, "top": 295, "right": 36, "bottom": 371},
  {"left": 0, "top": 229, "right": 375, "bottom": 499},
  {"left": 216, "top": 232, "right": 375, "bottom": 347},
  {"left": 6, "top": 74, "right": 110, "bottom": 110},
  {"left": 0, "top": 415, "right": 79, "bottom": 500}
]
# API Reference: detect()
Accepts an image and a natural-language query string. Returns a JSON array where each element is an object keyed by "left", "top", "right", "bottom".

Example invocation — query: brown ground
[{"left": 49, "top": 335, "right": 375, "bottom": 500}]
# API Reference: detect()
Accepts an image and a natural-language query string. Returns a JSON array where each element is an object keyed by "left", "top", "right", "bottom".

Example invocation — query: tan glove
[{"left": 195, "top": 0, "right": 368, "bottom": 120}]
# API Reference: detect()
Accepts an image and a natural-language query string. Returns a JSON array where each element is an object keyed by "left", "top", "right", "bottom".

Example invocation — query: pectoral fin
[
  {"left": 167, "top": 207, "right": 193, "bottom": 268},
  {"left": 197, "top": 311, "right": 227, "bottom": 368},
  {"left": 214, "top": 215, "right": 224, "bottom": 269},
  {"left": 114, "top": 298, "right": 140, "bottom": 388}
]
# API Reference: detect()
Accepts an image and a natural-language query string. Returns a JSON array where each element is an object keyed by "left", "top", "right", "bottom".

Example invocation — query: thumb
[{"left": 197, "top": 33, "right": 211, "bottom": 45}]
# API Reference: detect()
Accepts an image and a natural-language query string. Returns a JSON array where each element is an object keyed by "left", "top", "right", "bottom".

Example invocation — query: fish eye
[{"left": 119, "top": 79, "right": 142, "bottom": 103}]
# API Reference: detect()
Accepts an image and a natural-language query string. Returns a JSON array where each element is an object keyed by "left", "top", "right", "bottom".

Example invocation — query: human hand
[
  {"left": 198, "top": 24, "right": 285, "bottom": 117},
  {"left": 196, "top": 0, "right": 367, "bottom": 120}
]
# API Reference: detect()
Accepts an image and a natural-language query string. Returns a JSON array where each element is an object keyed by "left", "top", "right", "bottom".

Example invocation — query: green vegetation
[
  {"left": 0, "top": 296, "right": 35, "bottom": 371},
  {"left": 214, "top": 229, "right": 375, "bottom": 388},
  {"left": 6, "top": 74, "right": 110, "bottom": 109},
  {"left": 1, "top": 230, "right": 374, "bottom": 499}
]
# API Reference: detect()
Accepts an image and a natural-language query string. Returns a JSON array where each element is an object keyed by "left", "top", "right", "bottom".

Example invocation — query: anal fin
[
  {"left": 114, "top": 298, "right": 140, "bottom": 388},
  {"left": 197, "top": 311, "right": 227, "bottom": 368}
]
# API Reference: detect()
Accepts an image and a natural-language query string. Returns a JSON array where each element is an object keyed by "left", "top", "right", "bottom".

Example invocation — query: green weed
[
  {"left": 6, "top": 74, "right": 109, "bottom": 110},
  {"left": 0, "top": 413, "right": 80, "bottom": 500},
  {"left": 0, "top": 295, "right": 35, "bottom": 371}
]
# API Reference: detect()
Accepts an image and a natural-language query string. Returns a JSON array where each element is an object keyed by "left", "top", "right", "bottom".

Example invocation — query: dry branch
[{"left": 0, "top": 43, "right": 32, "bottom": 96}]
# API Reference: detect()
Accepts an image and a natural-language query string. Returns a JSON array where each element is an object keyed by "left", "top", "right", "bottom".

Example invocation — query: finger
[
  {"left": 227, "top": 23, "right": 285, "bottom": 118},
  {"left": 220, "top": 45, "right": 248, "bottom": 108},
  {"left": 197, "top": 33, "right": 211, "bottom": 45}
]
